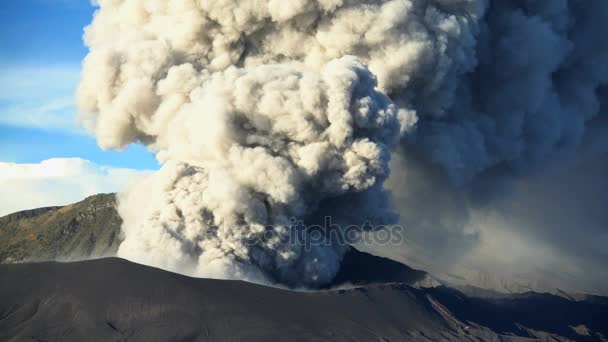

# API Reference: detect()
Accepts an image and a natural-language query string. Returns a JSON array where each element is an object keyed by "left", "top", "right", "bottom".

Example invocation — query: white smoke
[
  {"left": 78, "top": 0, "right": 432, "bottom": 285},
  {"left": 78, "top": 0, "right": 608, "bottom": 290},
  {"left": 111, "top": 60, "right": 405, "bottom": 286}
]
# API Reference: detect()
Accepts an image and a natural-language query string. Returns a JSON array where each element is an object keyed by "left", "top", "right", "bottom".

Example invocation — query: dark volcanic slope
[
  {"left": 0, "top": 194, "right": 121, "bottom": 263},
  {"left": 1, "top": 259, "right": 607, "bottom": 342},
  {"left": 329, "top": 247, "right": 431, "bottom": 288}
]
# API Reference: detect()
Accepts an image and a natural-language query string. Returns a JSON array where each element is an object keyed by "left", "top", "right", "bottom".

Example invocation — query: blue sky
[{"left": 0, "top": 0, "right": 158, "bottom": 170}]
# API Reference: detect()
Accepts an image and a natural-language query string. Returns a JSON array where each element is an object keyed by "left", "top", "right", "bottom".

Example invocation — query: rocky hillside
[{"left": 0, "top": 194, "right": 121, "bottom": 263}]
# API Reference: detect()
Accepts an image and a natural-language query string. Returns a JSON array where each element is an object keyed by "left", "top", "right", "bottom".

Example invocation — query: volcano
[
  {"left": 1, "top": 258, "right": 607, "bottom": 341},
  {"left": 1, "top": 195, "right": 607, "bottom": 341}
]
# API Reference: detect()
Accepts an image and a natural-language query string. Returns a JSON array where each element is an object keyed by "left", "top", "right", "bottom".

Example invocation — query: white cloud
[{"left": 0, "top": 158, "right": 151, "bottom": 216}]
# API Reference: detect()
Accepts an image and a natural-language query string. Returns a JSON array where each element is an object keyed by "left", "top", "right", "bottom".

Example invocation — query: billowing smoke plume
[
  {"left": 382, "top": 1, "right": 608, "bottom": 294},
  {"left": 407, "top": 1, "right": 608, "bottom": 185},
  {"left": 78, "top": 0, "right": 608, "bottom": 291},
  {"left": 78, "top": 0, "right": 422, "bottom": 286}
]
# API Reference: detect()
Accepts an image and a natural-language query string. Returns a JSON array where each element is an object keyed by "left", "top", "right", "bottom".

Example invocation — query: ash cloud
[
  {"left": 381, "top": 0, "right": 608, "bottom": 294},
  {"left": 78, "top": 0, "right": 608, "bottom": 291},
  {"left": 407, "top": 0, "right": 608, "bottom": 185}
]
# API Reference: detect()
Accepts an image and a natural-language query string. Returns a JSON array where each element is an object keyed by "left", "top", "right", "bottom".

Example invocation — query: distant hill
[
  {"left": 0, "top": 194, "right": 121, "bottom": 263},
  {"left": 1, "top": 258, "right": 607, "bottom": 342}
]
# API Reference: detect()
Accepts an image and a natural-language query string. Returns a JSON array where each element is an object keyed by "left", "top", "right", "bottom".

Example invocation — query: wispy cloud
[
  {"left": 0, "top": 64, "right": 83, "bottom": 134},
  {"left": 0, "top": 65, "right": 80, "bottom": 101}
]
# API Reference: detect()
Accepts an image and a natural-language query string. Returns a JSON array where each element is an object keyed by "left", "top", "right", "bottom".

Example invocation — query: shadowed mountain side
[
  {"left": 328, "top": 247, "right": 435, "bottom": 288},
  {"left": 0, "top": 194, "right": 121, "bottom": 263},
  {"left": 425, "top": 286, "right": 608, "bottom": 339},
  {"left": 1, "top": 259, "right": 607, "bottom": 342}
]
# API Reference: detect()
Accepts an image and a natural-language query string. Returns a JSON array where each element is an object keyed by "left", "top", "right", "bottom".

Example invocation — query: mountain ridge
[{"left": 0, "top": 193, "right": 121, "bottom": 264}]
